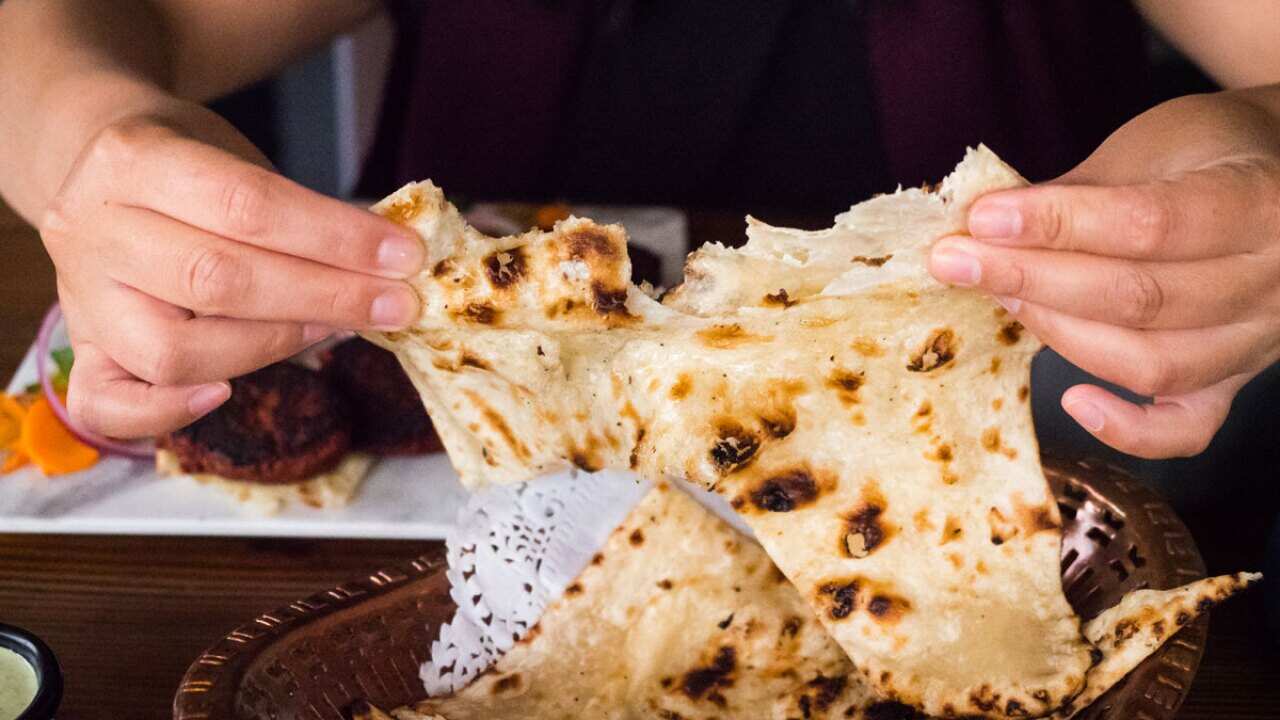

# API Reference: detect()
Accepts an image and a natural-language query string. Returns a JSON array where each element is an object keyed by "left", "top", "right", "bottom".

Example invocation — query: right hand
[{"left": 39, "top": 105, "right": 425, "bottom": 438}]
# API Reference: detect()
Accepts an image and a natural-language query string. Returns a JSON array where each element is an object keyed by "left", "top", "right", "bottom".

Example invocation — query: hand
[
  {"left": 929, "top": 92, "right": 1280, "bottom": 458},
  {"left": 40, "top": 104, "right": 425, "bottom": 438}
]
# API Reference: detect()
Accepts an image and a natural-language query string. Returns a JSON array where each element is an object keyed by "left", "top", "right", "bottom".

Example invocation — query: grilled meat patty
[
  {"left": 159, "top": 363, "right": 351, "bottom": 484},
  {"left": 322, "top": 338, "right": 441, "bottom": 455}
]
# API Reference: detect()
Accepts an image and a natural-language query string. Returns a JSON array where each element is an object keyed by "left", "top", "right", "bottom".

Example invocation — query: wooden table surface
[{"left": 1, "top": 203, "right": 1278, "bottom": 719}]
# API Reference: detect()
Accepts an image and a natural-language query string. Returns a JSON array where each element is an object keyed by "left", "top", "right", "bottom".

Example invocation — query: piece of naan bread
[
  {"left": 379, "top": 484, "right": 1257, "bottom": 720},
  {"left": 367, "top": 147, "right": 1258, "bottom": 717}
]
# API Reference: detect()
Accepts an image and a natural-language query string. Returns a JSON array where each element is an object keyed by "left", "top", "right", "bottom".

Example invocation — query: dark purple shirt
[{"left": 359, "top": 1, "right": 1150, "bottom": 213}]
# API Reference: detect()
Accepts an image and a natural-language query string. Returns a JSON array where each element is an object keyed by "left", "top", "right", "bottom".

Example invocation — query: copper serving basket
[{"left": 173, "top": 456, "right": 1211, "bottom": 720}]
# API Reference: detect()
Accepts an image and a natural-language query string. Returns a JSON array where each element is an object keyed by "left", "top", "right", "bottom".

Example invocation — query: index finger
[
  {"left": 965, "top": 160, "right": 1278, "bottom": 260},
  {"left": 106, "top": 128, "right": 425, "bottom": 278}
]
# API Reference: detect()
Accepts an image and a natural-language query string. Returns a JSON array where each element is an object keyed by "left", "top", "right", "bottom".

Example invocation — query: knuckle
[
  {"left": 85, "top": 120, "right": 167, "bottom": 173},
  {"left": 1000, "top": 258, "right": 1029, "bottom": 298},
  {"left": 1108, "top": 265, "right": 1165, "bottom": 326},
  {"left": 185, "top": 246, "right": 249, "bottom": 312},
  {"left": 1038, "top": 196, "right": 1068, "bottom": 247},
  {"left": 37, "top": 197, "right": 75, "bottom": 249},
  {"left": 87, "top": 123, "right": 143, "bottom": 167},
  {"left": 1121, "top": 190, "right": 1170, "bottom": 256},
  {"left": 218, "top": 170, "right": 274, "bottom": 237}
]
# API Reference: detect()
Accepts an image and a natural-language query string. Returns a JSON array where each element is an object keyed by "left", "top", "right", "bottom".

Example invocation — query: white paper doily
[{"left": 420, "top": 469, "right": 649, "bottom": 694}]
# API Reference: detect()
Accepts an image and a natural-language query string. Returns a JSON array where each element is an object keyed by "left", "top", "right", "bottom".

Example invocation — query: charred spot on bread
[
  {"left": 827, "top": 368, "right": 865, "bottom": 405},
  {"left": 940, "top": 516, "right": 964, "bottom": 544},
  {"left": 817, "top": 580, "right": 860, "bottom": 620},
  {"left": 852, "top": 254, "right": 892, "bottom": 267},
  {"left": 763, "top": 288, "right": 796, "bottom": 307},
  {"left": 843, "top": 505, "right": 888, "bottom": 559},
  {"left": 483, "top": 246, "right": 526, "bottom": 288},
  {"left": 998, "top": 321, "right": 1024, "bottom": 345},
  {"left": 805, "top": 674, "right": 848, "bottom": 711},
  {"left": 679, "top": 646, "right": 737, "bottom": 700},
  {"left": 864, "top": 700, "right": 925, "bottom": 720},
  {"left": 570, "top": 449, "right": 601, "bottom": 473},
  {"left": 865, "top": 593, "right": 911, "bottom": 624},
  {"left": 591, "top": 282, "right": 630, "bottom": 316},
  {"left": 566, "top": 227, "right": 617, "bottom": 260},
  {"left": 710, "top": 423, "right": 761, "bottom": 474},
  {"left": 455, "top": 302, "right": 499, "bottom": 325},
  {"left": 969, "top": 687, "right": 1000, "bottom": 713},
  {"left": 759, "top": 411, "right": 796, "bottom": 439},
  {"left": 907, "top": 328, "right": 957, "bottom": 372},
  {"left": 746, "top": 470, "right": 818, "bottom": 512},
  {"left": 431, "top": 258, "right": 454, "bottom": 277},
  {"left": 781, "top": 617, "right": 803, "bottom": 637}
]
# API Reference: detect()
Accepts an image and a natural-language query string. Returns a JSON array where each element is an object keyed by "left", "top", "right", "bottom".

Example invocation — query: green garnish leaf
[{"left": 51, "top": 347, "right": 74, "bottom": 378}]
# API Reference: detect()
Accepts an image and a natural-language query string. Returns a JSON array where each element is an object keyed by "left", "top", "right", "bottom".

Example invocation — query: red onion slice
[{"left": 35, "top": 303, "right": 155, "bottom": 460}]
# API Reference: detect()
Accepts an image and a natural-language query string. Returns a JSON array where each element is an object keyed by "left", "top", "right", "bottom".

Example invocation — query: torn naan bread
[
  {"left": 386, "top": 485, "right": 1257, "bottom": 720},
  {"left": 1048, "top": 571, "right": 1260, "bottom": 720},
  {"left": 367, "top": 147, "right": 1257, "bottom": 717}
]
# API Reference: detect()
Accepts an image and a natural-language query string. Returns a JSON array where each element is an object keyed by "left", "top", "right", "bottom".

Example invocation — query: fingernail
[
  {"left": 970, "top": 202, "right": 1022, "bottom": 239},
  {"left": 1065, "top": 400, "right": 1105, "bottom": 433},
  {"left": 995, "top": 295, "right": 1022, "bottom": 314},
  {"left": 376, "top": 235, "right": 425, "bottom": 276},
  {"left": 188, "top": 382, "right": 231, "bottom": 417},
  {"left": 370, "top": 286, "right": 419, "bottom": 329},
  {"left": 930, "top": 245, "right": 981, "bottom": 286},
  {"left": 303, "top": 324, "right": 333, "bottom": 343}
]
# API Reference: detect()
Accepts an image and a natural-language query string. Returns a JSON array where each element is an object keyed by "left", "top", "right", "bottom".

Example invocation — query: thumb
[
  {"left": 1060, "top": 373, "right": 1252, "bottom": 459},
  {"left": 66, "top": 341, "right": 230, "bottom": 439}
]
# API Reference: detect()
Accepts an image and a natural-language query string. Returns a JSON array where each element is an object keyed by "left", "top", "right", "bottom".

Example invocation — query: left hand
[{"left": 929, "top": 90, "right": 1280, "bottom": 459}]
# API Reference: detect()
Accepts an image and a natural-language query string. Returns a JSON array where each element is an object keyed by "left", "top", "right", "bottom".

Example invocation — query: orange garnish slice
[
  {"left": 19, "top": 395, "right": 99, "bottom": 476},
  {"left": 533, "top": 203, "right": 572, "bottom": 231},
  {"left": 0, "top": 394, "right": 28, "bottom": 473},
  {"left": 0, "top": 394, "right": 24, "bottom": 445}
]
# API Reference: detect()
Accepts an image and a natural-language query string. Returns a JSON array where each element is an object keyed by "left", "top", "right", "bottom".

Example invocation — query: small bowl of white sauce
[{"left": 0, "top": 624, "right": 60, "bottom": 720}]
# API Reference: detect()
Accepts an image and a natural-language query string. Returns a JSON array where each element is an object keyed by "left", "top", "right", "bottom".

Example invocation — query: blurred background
[
  {"left": 0, "top": 0, "right": 1275, "bottom": 628},
  {"left": 1, "top": 7, "right": 1278, "bottom": 717}
]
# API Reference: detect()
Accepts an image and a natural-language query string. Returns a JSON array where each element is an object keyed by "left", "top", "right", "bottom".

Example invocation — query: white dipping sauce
[{"left": 0, "top": 646, "right": 36, "bottom": 720}]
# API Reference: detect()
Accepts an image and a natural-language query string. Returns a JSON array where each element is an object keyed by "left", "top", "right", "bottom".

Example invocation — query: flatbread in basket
[
  {"left": 367, "top": 483, "right": 1254, "bottom": 720},
  {"left": 365, "top": 147, "right": 1260, "bottom": 718}
]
